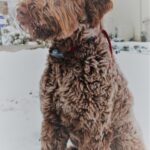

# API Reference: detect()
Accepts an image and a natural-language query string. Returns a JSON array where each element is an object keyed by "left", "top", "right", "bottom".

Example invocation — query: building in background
[
  {"left": 1, "top": 0, "right": 150, "bottom": 42},
  {"left": 0, "top": 1, "right": 8, "bottom": 15},
  {"left": 0, "top": 1, "right": 8, "bottom": 44},
  {"left": 104, "top": 0, "right": 150, "bottom": 41}
]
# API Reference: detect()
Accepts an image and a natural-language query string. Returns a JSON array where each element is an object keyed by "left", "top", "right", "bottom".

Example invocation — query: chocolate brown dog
[{"left": 17, "top": 0, "right": 144, "bottom": 149}]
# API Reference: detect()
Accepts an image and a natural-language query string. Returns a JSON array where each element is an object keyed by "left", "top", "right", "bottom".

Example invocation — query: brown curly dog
[{"left": 17, "top": 0, "right": 145, "bottom": 149}]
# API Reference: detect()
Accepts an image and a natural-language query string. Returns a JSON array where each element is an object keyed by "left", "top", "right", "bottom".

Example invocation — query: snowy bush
[{"left": 1, "top": 15, "right": 31, "bottom": 45}]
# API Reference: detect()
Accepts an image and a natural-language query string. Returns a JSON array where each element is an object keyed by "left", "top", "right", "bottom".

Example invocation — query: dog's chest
[
  {"left": 41, "top": 54, "right": 112, "bottom": 126},
  {"left": 53, "top": 76, "right": 101, "bottom": 127}
]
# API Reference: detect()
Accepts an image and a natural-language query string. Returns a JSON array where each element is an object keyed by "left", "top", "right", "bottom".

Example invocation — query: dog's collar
[
  {"left": 49, "top": 30, "right": 113, "bottom": 59},
  {"left": 50, "top": 49, "right": 64, "bottom": 58},
  {"left": 49, "top": 46, "right": 79, "bottom": 59},
  {"left": 101, "top": 29, "right": 113, "bottom": 57},
  {"left": 49, "top": 37, "right": 96, "bottom": 58}
]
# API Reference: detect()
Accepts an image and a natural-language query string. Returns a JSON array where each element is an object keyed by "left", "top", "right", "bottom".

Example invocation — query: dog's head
[{"left": 17, "top": 0, "right": 113, "bottom": 41}]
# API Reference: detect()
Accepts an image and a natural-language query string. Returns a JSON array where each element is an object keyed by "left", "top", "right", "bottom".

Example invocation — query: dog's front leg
[
  {"left": 41, "top": 120, "right": 69, "bottom": 150},
  {"left": 77, "top": 129, "right": 111, "bottom": 150}
]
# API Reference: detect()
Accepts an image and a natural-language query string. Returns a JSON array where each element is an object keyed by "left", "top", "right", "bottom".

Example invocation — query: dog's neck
[{"left": 49, "top": 25, "right": 102, "bottom": 58}]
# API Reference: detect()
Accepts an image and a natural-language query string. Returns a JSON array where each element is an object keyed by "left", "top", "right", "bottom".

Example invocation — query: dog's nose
[
  {"left": 17, "top": 9, "right": 25, "bottom": 20},
  {"left": 17, "top": 8, "right": 26, "bottom": 17},
  {"left": 16, "top": 4, "right": 28, "bottom": 21}
]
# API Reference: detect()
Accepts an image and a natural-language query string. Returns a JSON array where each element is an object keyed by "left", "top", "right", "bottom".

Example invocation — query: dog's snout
[
  {"left": 17, "top": 8, "right": 26, "bottom": 17},
  {"left": 16, "top": 4, "right": 28, "bottom": 21},
  {"left": 17, "top": 12, "right": 24, "bottom": 23}
]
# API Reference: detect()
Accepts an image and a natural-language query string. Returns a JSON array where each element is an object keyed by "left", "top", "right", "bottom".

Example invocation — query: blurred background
[
  {"left": 0, "top": 0, "right": 150, "bottom": 44},
  {"left": 0, "top": 0, "right": 150, "bottom": 150},
  {"left": 104, "top": 0, "right": 150, "bottom": 41}
]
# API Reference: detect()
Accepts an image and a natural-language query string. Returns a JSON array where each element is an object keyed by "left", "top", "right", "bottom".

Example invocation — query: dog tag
[{"left": 50, "top": 49, "right": 64, "bottom": 58}]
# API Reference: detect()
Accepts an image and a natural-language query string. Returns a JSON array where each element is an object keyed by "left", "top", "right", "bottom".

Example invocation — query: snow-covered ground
[
  {"left": 0, "top": 48, "right": 46, "bottom": 150},
  {"left": 0, "top": 45, "right": 149, "bottom": 150},
  {"left": 112, "top": 41, "right": 150, "bottom": 55}
]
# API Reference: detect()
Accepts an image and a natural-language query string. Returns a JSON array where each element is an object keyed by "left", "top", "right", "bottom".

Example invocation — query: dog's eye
[
  {"left": 79, "top": 19, "right": 87, "bottom": 24},
  {"left": 79, "top": 15, "right": 87, "bottom": 24},
  {"left": 79, "top": 20, "right": 82, "bottom": 23}
]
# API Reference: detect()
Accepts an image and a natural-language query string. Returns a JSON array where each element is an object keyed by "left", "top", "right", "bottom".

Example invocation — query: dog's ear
[{"left": 85, "top": 0, "right": 113, "bottom": 27}]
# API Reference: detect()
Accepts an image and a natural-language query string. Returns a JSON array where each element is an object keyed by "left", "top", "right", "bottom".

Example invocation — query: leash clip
[{"left": 50, "top": 49, "right": 64, "bottom": 58}]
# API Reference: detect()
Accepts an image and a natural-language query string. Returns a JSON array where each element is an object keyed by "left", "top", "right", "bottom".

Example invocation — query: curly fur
[{"left": 17, "top": 0, "right": 145, "bottom": 149}]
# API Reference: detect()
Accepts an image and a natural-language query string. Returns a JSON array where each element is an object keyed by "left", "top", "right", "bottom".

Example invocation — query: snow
[
  {"left": 0, "top": 49, "right": 46, "bottom": 150},
  {"left": 112, "top": 41, "right": 150, "bottom": 55},
  {"left": 0, "top": 15, "right": 44, "bottom": 46},
  {"left": 115, "top": 52, "right": 150, "bottom": 149},
  {"left": 0, "top": 15, "right": 31, "bottom": 45},
  {"left": 0, "top": 45, "right": 149, "bottom": 150}
]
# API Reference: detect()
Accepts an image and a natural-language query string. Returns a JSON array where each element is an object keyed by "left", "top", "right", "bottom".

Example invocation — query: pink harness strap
[{"left": 101, "top": 29, "right": 113, "bottom": 57}]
